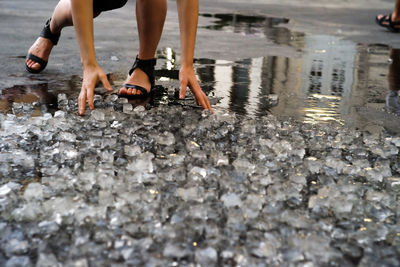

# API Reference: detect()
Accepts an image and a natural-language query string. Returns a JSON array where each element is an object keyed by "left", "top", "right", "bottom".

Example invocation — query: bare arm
[
  {"left": 71, "top": 0, "right": 112, "bottom": 115},
  {"left": 176, "top": 0, "right": 213, "bottom": 112},
  {"left": 70, "top": 0, "right": 96, "bottom": 67}
]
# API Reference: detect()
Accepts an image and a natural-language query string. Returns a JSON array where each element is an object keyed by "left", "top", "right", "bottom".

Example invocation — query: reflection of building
[
  {"left": 197, "top": 35, "right": 360, "bottom": 124},
  {"left": 197, "top": 56, "right": 302, "bottom": 117},
  {"left": 197, "top": 13, "right": 369, "bottom": 125},
  {"left": 197, "top": 12, "right": 305, "bottom": 117},
  {"left": 300, "top": 35, "right": 357, "bottom": 124}
]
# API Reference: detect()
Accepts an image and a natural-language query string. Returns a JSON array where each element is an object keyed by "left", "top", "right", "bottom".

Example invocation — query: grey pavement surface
[
  {"left": 0, "top": 0, "right": 400, "bottom": 89},
  {"left": 1, "top": 0, "right": 400, "bottom": 266}
]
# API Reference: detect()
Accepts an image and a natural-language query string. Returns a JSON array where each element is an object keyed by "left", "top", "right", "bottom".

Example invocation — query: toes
[
  {"left": 26, "top": 59, "right": 34, "bottom": 68},
  {"left": 119, "top": 85, "right": 148, "bottom": 96},
  {"left": 26, "top": 59, "right": 41, "bottom": 70},
  {"left": 31, "top": 63, "right": 41, "bottom": 70}
]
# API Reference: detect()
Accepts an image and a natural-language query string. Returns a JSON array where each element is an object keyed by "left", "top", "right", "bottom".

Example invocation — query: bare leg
[
  {"left": 376, "top": 0, "right": 400, "bottom": 26},
  {"left": 393, "top": 0, "right": 400, "bottom": 20},
  {"left": 389, "top": 49, "right": 400, "bottom": 92},
  {"left": 26, "top": 0, "right": 101, "bottom": 72},
  {"left": 120, "top": 0, "right": 167, "bottom": 96}
]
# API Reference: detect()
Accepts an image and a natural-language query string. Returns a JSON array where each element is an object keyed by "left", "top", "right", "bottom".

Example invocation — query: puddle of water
[
  {"left": 0, "top": 74, "right": 119, "bottom": 116},
  {"left": 2, "top": 13, "right": 400, "bottom": 134},
  {"left": 194, "top": 13, "right": 400, "bottom": 132},
  {"left": 0, "top": 83, "right": 57, "bottom": 116},
  {"left": 200, "top": 13, "right": 305, "bottom": 49}
]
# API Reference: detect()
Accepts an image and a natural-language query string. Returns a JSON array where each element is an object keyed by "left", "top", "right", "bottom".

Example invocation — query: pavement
[
  {"left": 0, "top": 0, "right": 399, "bottom": 90},
  {"left": 1, "top": 1, "right": 400, "bottom": 266}
]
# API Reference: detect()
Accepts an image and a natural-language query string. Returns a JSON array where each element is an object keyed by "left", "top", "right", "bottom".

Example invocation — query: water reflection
[
  {"left": 194, "top": 34, "right": 357, "bottom": 124},
  {"left": 301, "top": 35, "right": 356, "bottom": 124},
  {"left": 200, "top": 13, "right": 305, "bottom": 49},
  {"left": 2, "top": 14, "right": 396, "bottom": 132},
  {"left": 386, "top": 48, "right": 400, "bottom": 115},
  {"left": 0, "top": 83, "right": 57, "bottom": 115},
  {"left": 199, "top": 13, "right": 359, "bottom": 124},
  {"left": 196, "top": 57, "right": 282, "bottom": 116}
]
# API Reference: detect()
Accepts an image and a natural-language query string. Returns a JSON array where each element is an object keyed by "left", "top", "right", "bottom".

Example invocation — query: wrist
[
  {"left": 81, "top": 60, "right": 98, "bottom": 70},
  {"left": 81, "top": 53, "right": 98, "bottom": 69},
  {"left": 180, "top": 56, "right": 194, "bottom": 68},
  {"left": 180, "top": 62, "right": 194, "bottom": 69}
]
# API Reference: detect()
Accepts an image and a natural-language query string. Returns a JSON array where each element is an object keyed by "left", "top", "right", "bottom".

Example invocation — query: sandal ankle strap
[
  {"left": 40, "top": 18, "right": 60, "bottom": 46},
  {"left": 129, "top": 55, "right": 156, "bottom": 86}
]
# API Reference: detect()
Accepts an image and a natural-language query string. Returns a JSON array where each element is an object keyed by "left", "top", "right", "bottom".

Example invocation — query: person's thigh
[{"left": 93, "top": 0, "right": 128, "bottom": 13}]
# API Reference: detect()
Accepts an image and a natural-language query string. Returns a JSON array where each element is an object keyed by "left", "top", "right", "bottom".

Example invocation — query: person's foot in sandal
[
  {"left": 376, "top": 13, "right": 400, "bottom": 32},
  {"left": 26, "top": 18, "right": 61, "bottom": 74},
  {"left": 119, "top": 68, "right": 152, "bottom": 97},
  {"left": 26, "top": 38, "right": 55, "bottom": 72},
  {"left": 119, "top": 56, "right": 156, "bottom": 98}
]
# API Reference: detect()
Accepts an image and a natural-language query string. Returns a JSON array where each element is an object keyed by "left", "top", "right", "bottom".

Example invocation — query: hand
[
  {"left": 179, "top": 65, "right": 213, "bottom": 113},
  {"left": 78, "top": 64, "right": 112, "bottom": 115}
]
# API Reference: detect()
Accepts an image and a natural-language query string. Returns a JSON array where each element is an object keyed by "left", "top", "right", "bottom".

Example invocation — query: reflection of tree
[
  {"left": 256, "top": 56, "right": 277, "bottom": 116},
  {"left": 230, "top": 59, "right": 251, "bottom": 115},
  {"left": 201, "top": 13, "right": 290, "bottom": 38},
  {"left": 195, "top": 55, "right": 297, "bottom": 117},
  {"left": 196, "top": 59, "right": 216, "bottom": 89}
]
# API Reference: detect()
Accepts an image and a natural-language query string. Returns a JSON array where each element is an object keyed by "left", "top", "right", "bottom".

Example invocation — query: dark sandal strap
[
  {"left": 390, "top": 17, "right": 400, "bottom": 26},
  {"left": 26, "top": 53, "right": 47, "bottom": 67},
  {"left": 376, "top": 14, "right": 390, "bottom": 26},
  {"left": 123, "top": 84, "right": 151, "bottom": 97},
  {"left": 25, "top": 53, "right": 47, "bottom": 73},
  {"left": 40, "top": 18, "right": 60, "bottom": 45},
  {"left": 389, "top": 15, "right": 400, "bottom": 32},
  {"left": 128, "top": 55, "right": 156, "bottom": 86}
]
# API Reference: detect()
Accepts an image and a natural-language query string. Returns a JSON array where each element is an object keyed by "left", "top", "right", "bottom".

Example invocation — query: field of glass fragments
[{"left": 0, "top": 93, "right": 400, "bottom": 266}]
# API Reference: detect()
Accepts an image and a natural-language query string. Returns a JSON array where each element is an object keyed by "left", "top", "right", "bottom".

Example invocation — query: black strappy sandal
[
  {"left": 376, "top": 14, "right": 390, "bottom": 27},
  {"left": 376, "top": 14, "right": 400, "bottom": 32},
  {"left": 25, "top": 18, "right": 60, "bottom": 74},
  {"left": 388, "top": 15, "right": 400, "bottom": 32},
  {"left": 120, "top": 55, "right": 156, "bottom": 98}
]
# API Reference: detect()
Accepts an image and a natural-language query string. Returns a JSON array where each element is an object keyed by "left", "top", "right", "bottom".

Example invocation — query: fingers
[
  {"left": 78, "top": 86, "right": 86, "bottom": 116},
  {"left": 101, "top": 74, "right": 113, "bottom": 92},
  {"left": 86, "top": 84, "right": 94, "bottom": 111},
  {"left": 190, "top": 81, "right": 213, "bottom": 113},
  {"left": 200, "top": 90, "right": 213, "bottom": 113},
  {"left": 78, "top": 83, "right": 95, "bottom": 116},
  {"left": 179, "top": 80, "right": 187, "bottom": 99}
]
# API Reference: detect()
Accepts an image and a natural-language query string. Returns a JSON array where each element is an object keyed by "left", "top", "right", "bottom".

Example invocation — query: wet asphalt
[
  {"left": 0, "top": 0, "right": 399, "bottom": 90},
  {"left": 1, "top": 1, "right": 400, "bottom": 266}
]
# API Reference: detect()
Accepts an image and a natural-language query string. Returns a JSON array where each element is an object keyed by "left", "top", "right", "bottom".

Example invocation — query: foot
[
  {"left": 119, "top": 67, "right": 151, "bottom": 96},
  {"left": 376, "top": 13, "right": 400, "bottom": 30},
  {"left": 25, "top": 37, "right": 54, "bottom": 72}
]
